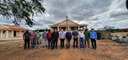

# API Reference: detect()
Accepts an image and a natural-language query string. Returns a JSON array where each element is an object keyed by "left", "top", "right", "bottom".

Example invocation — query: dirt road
[{"left": 0, "top": 40, "right": 128, "bottom": 60}]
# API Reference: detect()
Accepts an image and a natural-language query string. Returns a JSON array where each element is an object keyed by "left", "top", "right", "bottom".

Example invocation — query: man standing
[
  {"left": 46, "top": 30, "right": 52, "bottom": 49},
  {"left": 42, "top": 30, "right": 48, "bottom": 47},
  {"left": 23, "top": 30, "right": 31, "bottom": 49},
  {"left": 54, "top": 30, "right": 59, "bottom": 49},
  {"left": 66, "top": 29, "right": 72, "bottom": 49},
  {"left": 52, "top": 30, "right": 59, "bottom": 49},
  {"left": 72, "top": 29, "right": 79, "bottom": 48},
  {"left": 59, "top": 29, "right": 65, "bottom": 49},
  {"left": 35, "top": 31, "right": 41, "bottom": 48},
  {"left": 84, "top": 29, "right": 90, "bottom": 48},
  {"left": 79, "top": 30, "right": 85, "bottom": 48},
  {"left": 90, "top": 29, "right": 97, "bottom": 50}
]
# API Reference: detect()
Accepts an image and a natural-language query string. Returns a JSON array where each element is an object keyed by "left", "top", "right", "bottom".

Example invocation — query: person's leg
[
  {"left": 92, "top": 39, "right": 95, "bottom": 49},
  {"left": 28, "top": 40, "right": 30, "bottom": 49},
  {"left": 54, "top": 38, "right": 57, "bottom": 48},
  {"left": 50, "top": 39, "right": 52, "bottom": 49},
  {"left": 83, "top": 39, "right": 85, "bottom": 48},
  {"left": 60, "top": 39, "right": 62, "bottom": 49},
  {"left": 44, "top": 38, "right": 48, "bottom": 47},
  {"left": 33, "top": 39, "right": 36, "bottom": 48},
  {"left": 85, "top": 39, "right": 86, "bottom": 48},
  {"left": 66, "top": 39, "right": 69, "bottom": 48},
  {"left": 73, "top": 38, "right": 75, "bottom": 48},
  {"left": 76, "top": 37, "right": 78, "bottom": 48},
  {"left": 54, "top": 38, "right": 57, "bottom": 49},
  {"left": 42, "top": 38, "right": 44, "bottom": 47},
  {"left": 87, "top": 38, "right": 90, "bottom": 48},
  {"left": 91, "top": 39, "right": 94, "bottom": 48},
  {"left": 82, "top": 38, "right": 84, "bottom": 48},
  {"left": 80, "top": 38, "right": 82, "bottom": 48},
  {"left": 62, "top": 39, "right": 64, "bottom": 48},
  {"left": 37, "top": 38, "right": 39, "bottom": 48},
  {"left": 94, "top": 39, "right": 97, "bottom": 49},
  {"left": 74, "top": 38, "right": 76, "bottom": 48},
  {"left": 35, "top": 39, "right": 37, "bottom": 48},
  {"left": 51, "top": 39, "right": 53, "bottom": 49},
  {"left": 48, "top": 39, "right": 50, "bottom": 49},
  {"left": 31, "top": 39, "right": 33, "bottom": 48},
  {"left": 52, "top": 39, "right": 55, "bottom": 49},
  {"left": 68, "top": 39, "right": 70, "bottom": 48},
  {"left": 24, "top": 40, "right": 27, "bottom": 49},
  {"left": 53, "top": 39, "right": 55, "bottom": 49},
  {"left": 55, "top": 38, "right": 58, "bottom": 49},
  {"left": 63, "top": 39, "right": 65, "bottom": 48},
  {"left": 46, "top": 38, "right": 48, "bottom": 47}
]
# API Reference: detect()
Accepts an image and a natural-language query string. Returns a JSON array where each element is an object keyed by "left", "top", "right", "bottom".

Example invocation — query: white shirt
[
  {"left": 79, "top": 31, "right": 85, "bottom": 39},
  {"left": 59, "top": 31, "right": 65, "bottom": 39}
]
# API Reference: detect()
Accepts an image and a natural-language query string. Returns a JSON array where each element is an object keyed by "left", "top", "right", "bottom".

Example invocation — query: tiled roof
[
  {"left": 50, "top": 19, "right": 87, "bottom": 27},
  {"left": 0, "top": 24, "right": 26, "bottom": 31}
]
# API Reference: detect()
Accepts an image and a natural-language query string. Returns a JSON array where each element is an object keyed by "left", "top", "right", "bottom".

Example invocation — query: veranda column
[
  {"left": 6, "top": 30, "right": 8, "bottom": 38},
  {"left": 57, "top": 26, "right": 59, "bottom": 31},
  {"left": 0, "top": 30, "right": 3, "bottom": 39},
  {"left": 11, "top": 30, "right": 14, "bottom": 38},
  {"left": 20, "top": 31, "right": 22, "bottom": 37}
]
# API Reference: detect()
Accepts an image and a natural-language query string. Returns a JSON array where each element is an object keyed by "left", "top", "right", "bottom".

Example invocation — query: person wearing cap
[{"left": 90, "top": 28, "right": 97, "bottom": 50}]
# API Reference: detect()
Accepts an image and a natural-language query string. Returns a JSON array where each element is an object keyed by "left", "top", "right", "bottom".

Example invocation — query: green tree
[
  {"left": 103, "top": 26, "right": 114, "bottom": 32},
  {"left": 126, "top": 0, "right": 128, "bottom": 9},
  {"left": 0, "top": 0, "right": 45, "bottom": 27}
]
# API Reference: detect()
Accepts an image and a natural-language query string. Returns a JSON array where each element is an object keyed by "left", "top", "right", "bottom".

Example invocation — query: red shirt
[{"left": 46, "top": 32, "right": 52, "bottom": 39}]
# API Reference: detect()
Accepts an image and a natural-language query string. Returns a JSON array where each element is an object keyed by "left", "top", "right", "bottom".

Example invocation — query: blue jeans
[
  {"left": 31, "top": 38, "right": 35, "bottom": 48},
  {"left": 48, "top": 38, "right": 52, "bottom": 49},
  {"left": 80, "top": 37, "right": 84, "bottom": 48}
]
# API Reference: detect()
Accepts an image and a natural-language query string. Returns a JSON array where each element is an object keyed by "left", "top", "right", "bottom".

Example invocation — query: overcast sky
[{"left": 0, "top": 0, "right": 128, "bottom": 30}]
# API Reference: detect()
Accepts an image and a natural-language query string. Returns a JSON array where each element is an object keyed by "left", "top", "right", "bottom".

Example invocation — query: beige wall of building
[{"left": 0, "top": 24, "right": 26, "bottom": 40}]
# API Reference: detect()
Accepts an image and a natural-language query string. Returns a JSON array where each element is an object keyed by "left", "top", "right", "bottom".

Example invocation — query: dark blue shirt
[{"left": 66, "top": 32, "right": 72, "bottom": 40}]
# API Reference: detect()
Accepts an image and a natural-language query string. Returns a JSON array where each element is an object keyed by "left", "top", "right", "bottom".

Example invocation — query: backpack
[{"left": 24, "top": 32, "right": 30, "bottom": 40}]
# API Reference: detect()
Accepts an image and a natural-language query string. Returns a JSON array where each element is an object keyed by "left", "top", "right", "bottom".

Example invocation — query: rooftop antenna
[
  {"left": 66, "top": 16, "right": 69, "bottom": 30},
  {"left": 66, "top": 16, "right": 68, "bottom": 20}
]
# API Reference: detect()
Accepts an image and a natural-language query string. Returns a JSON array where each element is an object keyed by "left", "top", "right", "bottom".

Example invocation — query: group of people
[{"left": 23, "top": 28, "right": 97, "bottom": 50}]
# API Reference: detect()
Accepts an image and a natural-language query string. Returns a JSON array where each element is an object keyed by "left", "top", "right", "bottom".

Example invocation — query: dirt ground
[{"left": 0, "top": 40, "right": 128, "bottom": 60}]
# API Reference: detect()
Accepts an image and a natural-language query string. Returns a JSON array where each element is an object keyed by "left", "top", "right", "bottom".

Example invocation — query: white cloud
[{"left": 0, "top": 0, "right": 128, "bottom": 30}]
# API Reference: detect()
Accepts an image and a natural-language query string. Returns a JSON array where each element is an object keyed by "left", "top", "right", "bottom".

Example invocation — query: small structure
[
  {"left": 0, "top": 24, "right": 26, "bottom": 40},
  {"left": 49, "top": 17, "right": 87, "bottom": 31}
]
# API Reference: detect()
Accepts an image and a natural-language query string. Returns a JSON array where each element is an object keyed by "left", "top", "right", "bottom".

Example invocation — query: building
[
  {"left": 49, "top": 18, "right": 87, "bottom": 31},
  {"left": 0, "top": 24, "right": 26, "bottom": 40}
]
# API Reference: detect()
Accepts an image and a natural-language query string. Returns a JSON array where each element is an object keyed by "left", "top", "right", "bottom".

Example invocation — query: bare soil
[{"left": 0, "top": 40, "right": 128, "bottom": 60}]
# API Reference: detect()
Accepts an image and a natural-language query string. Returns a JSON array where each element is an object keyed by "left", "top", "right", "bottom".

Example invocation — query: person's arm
[
  {"left": 95, "top": 32, "right": 97, "bottom": 40},
  {"left": 46, "top": 33, "right": 48, "bottom": 39},
  {"left": 89, "top": 32, "right": 91, "bottom": 39},
  {"left": 57, "top": 32, "right": 59, "bottom": 38},
  {"left": 70, "top": 33, "right": 72, "bottom": 39}
]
